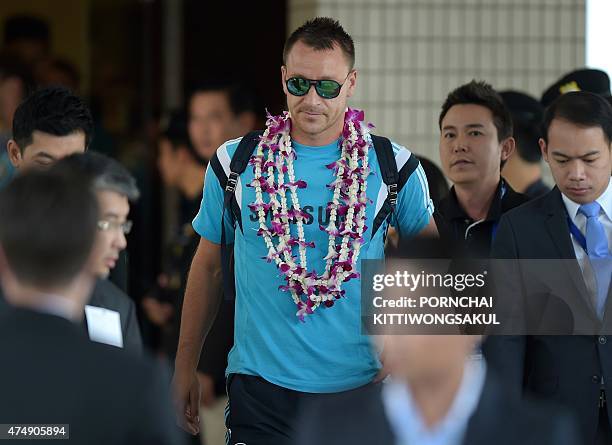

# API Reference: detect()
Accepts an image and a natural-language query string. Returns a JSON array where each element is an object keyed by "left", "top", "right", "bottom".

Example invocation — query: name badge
[{"left": 84, "top": 305, "right": 124, "bottom": 348}]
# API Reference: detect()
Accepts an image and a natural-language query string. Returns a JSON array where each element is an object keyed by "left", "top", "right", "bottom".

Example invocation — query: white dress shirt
[
  {"left": 33, "top": 294, "right": 79, "bottom": 321},
  {"left": 381, "top": 358, "right": 486, "bottom": 445}
]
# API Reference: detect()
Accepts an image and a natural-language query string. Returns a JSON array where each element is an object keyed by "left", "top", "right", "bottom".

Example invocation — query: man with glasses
[
  {"left": 0, "top": 165, "right": 182, "bottom": 445},
  {"left": 55, "top": 152, "right": 143, "bottom": 354},
  {"left": 0, "top": 87, "right": 143, "bottom": 354},
  {"left": 4, "top": 85, "right": 130, "bottom": 293},
  {"left": 173, "top": 17, "right": 435, "bottom": 444}
]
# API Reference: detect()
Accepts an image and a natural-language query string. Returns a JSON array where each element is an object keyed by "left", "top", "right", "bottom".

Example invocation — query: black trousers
[{"left": 225, "top": 373, "right": 372, "bottom": 445}]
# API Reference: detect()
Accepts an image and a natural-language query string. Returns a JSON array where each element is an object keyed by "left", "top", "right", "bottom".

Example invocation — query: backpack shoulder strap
[
  {"left": 229, "top": 130, "right": 263, "bottom": 176},
  {"left": 210, "top": 131, "right": 262, "bottom": 192},
  {"left": 208, "top": 131, "right": 263, "bottom": 233},
  {"left": 215, "top": 131, "right": 263, "bottom": 300},
  {"left": 370, "top": 135, "right": 421, "bottom": 239},
  {"left": 371, "top": 134, "right": 399, "bottom": 191}
]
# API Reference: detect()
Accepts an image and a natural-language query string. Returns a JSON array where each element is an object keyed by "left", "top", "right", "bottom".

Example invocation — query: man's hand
[{"left": 171, "top": 369, "right": 201, "bottom": 435}]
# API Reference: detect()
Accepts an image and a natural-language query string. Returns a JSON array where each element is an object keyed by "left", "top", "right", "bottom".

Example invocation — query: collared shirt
[
  {"left": 37, "top": 294, "right": 79, "bottom": 321},
  {"left": 435, "top": 179, "right": 528, "bottom": 258},
  {"left": 382, "top": 359, "right": 487, "bottom": 445},
  {"left": 561, "top": 177, "right": 612, "bottom": 300}
]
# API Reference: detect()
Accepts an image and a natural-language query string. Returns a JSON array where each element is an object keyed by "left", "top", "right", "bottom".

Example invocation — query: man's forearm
[{"left": 175, "top": 248, "right": 223, "bottom": 371}]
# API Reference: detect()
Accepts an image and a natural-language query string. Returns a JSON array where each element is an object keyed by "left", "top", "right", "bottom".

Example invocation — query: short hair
[
  {"left": 12, "top": 86, "right": 94, "bottom": 152},
  {"left": 542, "top": 91, "right": 612, "bottom": 145},
  {"left": 513, "top": 120, "right": 543, "bottom": 164},
  {"left": 439, "top": 80, "right": 513, "bottom": 143},
  {"left": 54, "top": 151, "right": 140, "bottom": 201},
  {"left": 188, "top": 80, "right": 258, "bottom": 117},
  {"left": 0, "top": 167, "right": 98, "bottom": 288},
  {"left": 283, "top": 17, "right": 355, "bottom": 70},
  {"left": 3, "top": 15, "right": 50, "bottom": 45}
]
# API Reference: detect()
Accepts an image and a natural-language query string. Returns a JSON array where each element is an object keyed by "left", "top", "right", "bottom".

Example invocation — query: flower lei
[{"left": 247, "top": 108, "right": 373, "bottom": 321}]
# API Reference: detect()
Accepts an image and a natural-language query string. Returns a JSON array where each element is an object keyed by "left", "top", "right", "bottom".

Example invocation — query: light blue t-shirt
[{"left": 193, "top": 136, "right": 433, "bottom": 393}]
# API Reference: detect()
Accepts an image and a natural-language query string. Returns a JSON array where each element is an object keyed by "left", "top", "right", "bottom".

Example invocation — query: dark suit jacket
[
  {"left": 484, "top": 187, "right": 612, "bottom": 444},
  {"left": 1, "top": 279, "right": 143, "bottom": 355},
  {"left": 87, "top": 278, "right": 143, "bottom": 354},
  {"left": 296, "top": 370, "right": 581, "bottom": 445},
  {"left": 0, "top": 306, "right": 183, "bottom": 445}
]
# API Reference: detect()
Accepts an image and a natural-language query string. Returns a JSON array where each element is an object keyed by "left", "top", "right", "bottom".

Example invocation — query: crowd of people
[{"left": 0, "top": 14, "right": 611, "bottom": 445}]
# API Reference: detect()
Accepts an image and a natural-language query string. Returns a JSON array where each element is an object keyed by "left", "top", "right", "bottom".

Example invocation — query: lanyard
[
  {"left": 490, "top": 182, "right": 507, "bottom": 242},
  {"left": 567, "top": 216, "right": 588, "bottom": 253}
]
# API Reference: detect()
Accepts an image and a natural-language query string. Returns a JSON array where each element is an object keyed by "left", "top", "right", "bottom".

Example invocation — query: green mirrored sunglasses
[{"left": 286, "top": 73, "right": 351, "bottom": 99}]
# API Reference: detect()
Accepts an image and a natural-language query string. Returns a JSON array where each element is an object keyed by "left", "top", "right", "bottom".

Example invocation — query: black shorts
[{"left": 225, "top": 373, "right": 373, "bottom": 445}]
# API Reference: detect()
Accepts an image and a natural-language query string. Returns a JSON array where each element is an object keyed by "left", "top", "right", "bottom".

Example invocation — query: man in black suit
[
  {"left": 5, "top": 85, "right": 129, "bottom": 290},
  {"left": 435, "top": 81, "right": 528, "bottom": 259},
  {"left": 0, "top": 166, "right": 182, "bottom": 444},
  {"left": 1, "top": 88, "right": 142, "bottom": 353},
  {"left": 297, "top": 334, "right": 581, "bottom": 445},
  {"left": 55, "top": 152, "right": 143, "bottom": 353},
  {"left": 485, "top": 91, "right": 612, "bottom": 444}
]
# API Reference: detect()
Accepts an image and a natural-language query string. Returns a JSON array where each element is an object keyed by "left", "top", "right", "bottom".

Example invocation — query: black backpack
[{"left": 209, "top": 130, "right": 420, "bottom": 299}]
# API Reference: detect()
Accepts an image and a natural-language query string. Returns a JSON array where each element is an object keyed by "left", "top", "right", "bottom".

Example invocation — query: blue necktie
[{"left": 579, "top": 202, "right": 611, "bottom": 318}]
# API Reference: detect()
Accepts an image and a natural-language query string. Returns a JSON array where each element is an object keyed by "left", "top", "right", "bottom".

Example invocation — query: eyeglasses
[
  {"left": 285, "top": 72, "right": 351, "bottom": 99},
  {"left": 97, "top": 220, "right": 133, "bottom": 235}
]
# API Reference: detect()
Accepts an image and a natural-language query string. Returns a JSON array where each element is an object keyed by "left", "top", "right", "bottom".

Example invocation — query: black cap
[
  {"left": 500, "top": 90, "right": 544, "bottom": 124},
  {"left": 541, "top": 68, "right": 611, "bottom": 107}
]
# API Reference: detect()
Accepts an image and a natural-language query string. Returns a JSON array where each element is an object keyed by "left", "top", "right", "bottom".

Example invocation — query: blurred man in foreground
[
  {"left": 297, "top": 332, "right": 581, "bottom": 445},
  {"left": 0, "top": 166, "right": 182, "bottom": 445}
]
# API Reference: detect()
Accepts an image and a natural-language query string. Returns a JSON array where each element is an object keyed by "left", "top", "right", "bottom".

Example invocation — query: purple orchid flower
[
  {"left": 256, "top": 227, "right": 271, "bottom": 237},
  {"left": 271, "top": 221, "right": 285, "bottom": 236},
  {"left": 343, "top": 272, "right": 360, "bottom": 282},
  {"left": 249, "top": 155, "right": 264, "bottom": 166},
  {"left": 296, "top": 299, "right": 314, "bottom": 322},
  {"left": 345, "top": 108, "right": 365, "bottom": 123},
  {"left": 325, "top": 161, "right": 337, "bottom": 170}
]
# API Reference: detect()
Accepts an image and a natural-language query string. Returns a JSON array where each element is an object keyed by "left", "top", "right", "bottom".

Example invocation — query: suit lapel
[{"left": 543, "top": 188, "right": 597, "bottom": 317}]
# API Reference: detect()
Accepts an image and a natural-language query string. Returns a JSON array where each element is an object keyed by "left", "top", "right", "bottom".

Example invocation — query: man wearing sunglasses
[
  {"left": 55, "top": 152, "right": 143, "bottom": 354},
  {"left": 174, "top": 17, "right": 436, "bottom": 444}
]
